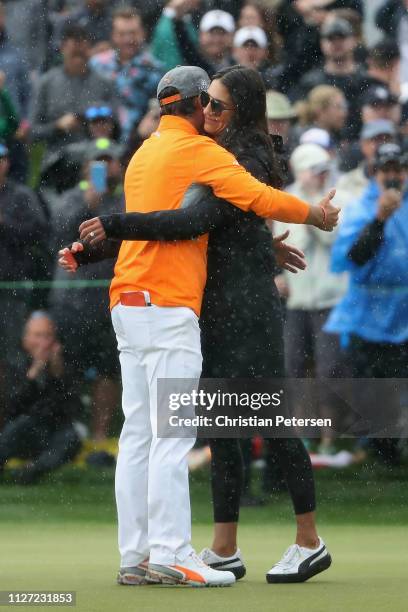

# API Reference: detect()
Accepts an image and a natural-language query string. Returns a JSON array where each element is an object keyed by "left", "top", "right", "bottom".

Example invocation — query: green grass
[
  {"left": 0, "top": 524, "right": 407, "bottom": 612},
  {"left": 1, "top": 466, "right": 408, "bottom": 611}
]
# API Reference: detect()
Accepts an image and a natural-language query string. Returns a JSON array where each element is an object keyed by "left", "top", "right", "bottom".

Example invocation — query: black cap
[
  {"left": 363, "top": 85, "right": 398, "bottom": 107},
  {"left": 321, "top": 18, "right": 353, "bottom": 39},
  {"left": 374, "top": 143, "right": 403, "bottom": 169}
]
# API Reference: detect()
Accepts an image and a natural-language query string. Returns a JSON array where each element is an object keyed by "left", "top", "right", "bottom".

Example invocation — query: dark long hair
[{"left": 212, "top": 65, "right": 283, "bottom": 188}]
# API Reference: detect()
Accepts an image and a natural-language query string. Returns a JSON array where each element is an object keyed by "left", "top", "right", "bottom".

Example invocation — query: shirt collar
[{"left": 157, "top": 115, "right": 199, "bottom": 135}]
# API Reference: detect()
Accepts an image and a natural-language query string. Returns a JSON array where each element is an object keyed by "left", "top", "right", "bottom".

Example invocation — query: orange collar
[{"left": 157, "top": 115, "right": 199, "bottom": 135}]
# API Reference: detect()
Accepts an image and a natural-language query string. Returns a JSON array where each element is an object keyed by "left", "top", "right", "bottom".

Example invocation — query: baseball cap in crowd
[
  {"left": 363, "top": 86, "right": 398, "bottom": 107},
  {"left": 266, "top": 91, "right": 297, "bottom": 120},
  {"left": 86, "top": 138, "right": 123, "bottom": 161},
  {"left": 300, "top": 128, "right": 334, "bottom": 150},
  {"left": 85, "top": 105, "right": 113, "bottom": 121},
  {"left": 321, "top": 18, "right": 353, "bottom": 39},
  {"left": 360, "top": 119, "right": 396, "bottom": 140},
  {"left": 0, "top": 142, "right": 9, "bottom": 157},
  {"left": 199, "top": 10, "right": 235, "bottom": 33},
  {"left": 157, "top": 66, "right": 210, "bottom": 107},
  {"left": 233, "top": 26, "right": 268, "bottom": 49},
  {"left": 374, "top": 143, "right": 404, "bottom": 168},
  {"left": 290, "top": 143, "right": 331, "bottom": 175}
]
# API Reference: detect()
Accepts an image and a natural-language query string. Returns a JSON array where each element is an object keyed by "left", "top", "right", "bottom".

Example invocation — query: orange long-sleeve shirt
[{"left": 110, "top": 116, "right": 310, "bottom": 315}]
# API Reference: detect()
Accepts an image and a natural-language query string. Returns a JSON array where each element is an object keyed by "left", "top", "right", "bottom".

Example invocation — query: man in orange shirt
[{"left": 60, "top": 66, "right": 339, "bottom": 587}]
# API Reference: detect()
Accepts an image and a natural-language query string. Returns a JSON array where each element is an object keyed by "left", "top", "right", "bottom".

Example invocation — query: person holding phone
[{"left": 326, "top": 143, "right": 408, "bottom": 465}]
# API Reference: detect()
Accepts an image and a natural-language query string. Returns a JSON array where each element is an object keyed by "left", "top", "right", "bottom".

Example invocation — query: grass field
[{"left": 1, "top": 465, "right": 407, "bottom": 612}]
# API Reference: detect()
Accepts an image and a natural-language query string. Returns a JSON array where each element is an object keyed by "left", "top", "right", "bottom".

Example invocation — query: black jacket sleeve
[
  {"left": 347, "top": 218, "right": 385, "bottom": 266},
  {"left": 99, "top": 186, "right": 228, "bottom": 241},
  {"left": 73, "top": 238, "right": 121, "bottom": 267}
]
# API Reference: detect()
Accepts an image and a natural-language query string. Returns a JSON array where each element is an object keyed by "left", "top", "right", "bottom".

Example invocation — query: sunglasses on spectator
[
  {"left": 85, "top": 106, "right": 113, "bottom": 121},
  {"left": 199, "top": 91, "right": 234, "bottom": 116}
]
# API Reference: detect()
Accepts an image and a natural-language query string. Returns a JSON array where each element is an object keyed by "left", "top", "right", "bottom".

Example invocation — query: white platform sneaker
[{"left": 266, "top": 537, "right": 332, "bottom": 583}]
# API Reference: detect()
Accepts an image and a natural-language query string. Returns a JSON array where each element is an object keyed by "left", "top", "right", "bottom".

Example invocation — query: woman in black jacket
[{"left": 63, "top": 66, "right": 331, "bottom": 584}]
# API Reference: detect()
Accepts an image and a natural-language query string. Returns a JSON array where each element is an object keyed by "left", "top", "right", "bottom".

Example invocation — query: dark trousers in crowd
[
  {"left": 349, "top": 336, "right": 408, "bottom": 466},
  {"left": 0, "top": 415, "right": 81, "bottom": 482}
]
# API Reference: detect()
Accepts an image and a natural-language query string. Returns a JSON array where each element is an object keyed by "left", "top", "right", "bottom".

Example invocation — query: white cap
[
  {"left": 290, "top": 144, "right": 331, "bottom": 175},
  {"left": 233, "top": 26, "right": 268, "bottom": 49},
  {"left": 200, "top": 10, "right": 235, "bottom": 34},
  {"left": 300, "top": 128, "right": 333, "bottom": 150}
]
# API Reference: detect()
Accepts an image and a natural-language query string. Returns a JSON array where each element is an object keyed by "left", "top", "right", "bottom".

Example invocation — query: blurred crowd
[{"left": 0, "top": 0, "right": 407, "bottom": 483}]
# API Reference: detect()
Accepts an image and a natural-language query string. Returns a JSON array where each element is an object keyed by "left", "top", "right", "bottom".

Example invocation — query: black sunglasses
[{"left": 199, "top": 91, "right": 234, "bottom": 116}]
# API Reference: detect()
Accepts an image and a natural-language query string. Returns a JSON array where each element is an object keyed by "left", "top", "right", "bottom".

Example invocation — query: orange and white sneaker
[{"left": 146, "top": 551, "right": 236, "bottom": 587}]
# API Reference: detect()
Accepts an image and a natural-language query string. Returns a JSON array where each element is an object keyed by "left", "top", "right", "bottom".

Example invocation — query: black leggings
[{"left": 209, "top": 437, "right": 316, "bottom": 523}]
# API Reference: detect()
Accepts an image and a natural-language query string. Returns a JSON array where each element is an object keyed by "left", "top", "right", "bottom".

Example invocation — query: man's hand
[
  {"left": 306, "top": 188, "right": 340, "bottom": 231},
  {"left": 273, "top": 229, "right": 307, "bottom": 273},
  {"left": 79, "top": 217, "right": 106, "bottom": 244},
  {"left": 168, "top": 0, "right": 199, "bottom": 18},
  {"left": 55, "top": 112, "right": 80, "bottom": 132},
  {"left": 58, "top": 242, "right": 84, "bottom": 273},
  {"left": 377, "top": 189, "right": 401, "bottom": 222}
]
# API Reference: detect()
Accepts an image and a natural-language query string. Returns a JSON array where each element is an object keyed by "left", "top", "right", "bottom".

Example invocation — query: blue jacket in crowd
[{"left": 325, "top": 179, "right": 408, "bottom": 344}]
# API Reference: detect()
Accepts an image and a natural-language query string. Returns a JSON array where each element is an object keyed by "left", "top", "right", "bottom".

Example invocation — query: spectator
[
  {"left": 0, "top": 2, "right": 31, "bottom": 119},
  {"left": 3, "top": 0, "right": 48, "bottom": 76},
  {"left": 31, "top": 23, "right": 116, "bottom": 203},
  {"left": 196, "top": 9, "right": 235, "bottom": 73},
  {"left": 375, "top": 0, "right": 408, "bottom": 88},
  {"left": 0, "top": 140, "right": 48, "bottom": 412},
  {"left": 364, "top": 38, "right": 401, "bottom": 95},
  {"left": 151, "top": 0, "right": 201, "bottom": 72},
  {"left": 325, "top": 142, "right": 408, "bottom": 465},
  {"left": 238, "top": 1, "right": 279, "bottom": 63},
  {"left": 162, "top": 8, "right": 235, "bottom": 76},
  {"left": 0, "top": 142, "right": 47, "bottom": 375},
  {"left": 265, "top": 90, "right": 298, "bottom": 185},
  {"left": 90, "top": 7, "right": 163, "bottom": 142},
  {"left": 0, "top": 311, "right": 81, "bottom": 485},
  {"left": 276, "top": 142, "right": 348, "bottom": 453},
  {"left": 266, "top": 90, "right": 297, "bottom": 147},
  {"left": 296, "top": 17, "right": 366, "bottom": 140},
  {"left": 232, "top": 26, "right": 279, "bottom": 89},
  {"left": 275, "top": 0, "right": 323, "bottom": 93},
  {"left": 335, "top": 120, "right": 397, "bottom": 206},
  {"left": 300, "top": 127, "right": 340, "bottom": 184},
  {"left": 361, "top": 85, "right": 402, "bottom": 127},
  {"left": 295, "top": 85, "right": 348, "bottom": 146},
  {"left": 50, "top": 139, "right": 123, "bottom": 441},
  {"left": 61, "top": 0, "right": 114, "bottom": 54},
  {"left": 41, "top": 103, "right": 121, "bottom": 196}
]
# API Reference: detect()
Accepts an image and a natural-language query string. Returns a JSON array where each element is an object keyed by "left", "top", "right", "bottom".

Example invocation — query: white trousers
[{"left": 111, "top": 304, "right": 202, "bottom": 567}]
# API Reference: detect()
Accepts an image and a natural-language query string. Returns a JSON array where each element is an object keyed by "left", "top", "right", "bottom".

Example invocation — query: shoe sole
[
  {"left": 146, "top": 569, "right": 234, "bottom": 588},
  {"left": 266, "top": 553, "right": 332, "bottom": 584},
  {"left": 117, "top": 574, "right": 149, "bottom": 586}
]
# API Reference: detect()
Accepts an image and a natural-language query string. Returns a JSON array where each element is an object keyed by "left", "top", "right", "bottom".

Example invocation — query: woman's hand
[
  {"left": 58, "top": 242, "right": 84, "bottom": 272},
  {"left": 79, "top": 218, "right": 106, "bottom": 244},
  {"left": 273, "top": 229, "right": 306, "bottom": 273}
]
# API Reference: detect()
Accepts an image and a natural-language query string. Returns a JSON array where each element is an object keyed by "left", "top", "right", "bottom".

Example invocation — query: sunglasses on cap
[
  {"left": 199, "top": 91, "right": 234, "bottom": 116},
  {"left": 85, "top": 106, "right": 113, "bottom": 121}
]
